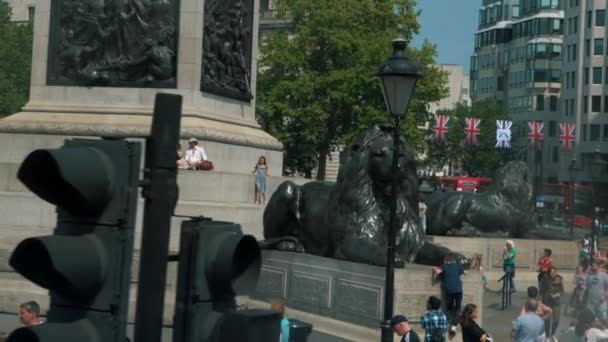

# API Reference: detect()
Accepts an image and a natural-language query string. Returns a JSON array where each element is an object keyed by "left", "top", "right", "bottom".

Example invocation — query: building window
[
  {"left": 587, "top": 10, "right": 592, "bottom": 28},
  {"left": 585, "top": 39, "right": 590, "bottom": 56},
  {"left": 597, "top": 10, "right": 606, "bottom": 27},
  {"left": 552, "top": 146, "right": 559, "bottom": 163},
  {"left": 549, "top": 121, "right": 557, "bottom": 137},
  {"left": 27, "top": 5, "right": 35, "bottom": 23},
  {"left": 570, "top": 99, "right": 575, "bottom": 117},
  {"left": 584, "top": 96, "right": 588, "bottom": 113},
  {"left": 604, "top": 125, "right": 608, "bottom": 141},
  {"left": 605, "top": 96, "right": 608, "bottom": 112},
  {"left": 536, "top": 95, "right": 545, "bottom": 111},
  {"left": 585, "top": 67, "right": 589, "bottom": 84},
  {"left": 594, "top": 38, "right": 604, "bottom": 55},
  {"left": 549, "top": 96, "right": 558, "bottom": 111},
  {"left": 592, "top": 96, "right": 602, "bottom": 112},
  {"left": 583, "top": 124, "right": 587, "bottom": 141},
  {"left": 573, "top": 43, "right": 577, "bottom": 60},
  {"left": 550, "top": 69, "right": 561, "bottom": 83},
  {"left": 590, "top": 124, "right": 600, "bottom": 141},
  {"left": 593, "top": 67, "right": 603, "bottom": 84},
  {"left": 574, "top": 16, "right": 578, "bottom": 33}
]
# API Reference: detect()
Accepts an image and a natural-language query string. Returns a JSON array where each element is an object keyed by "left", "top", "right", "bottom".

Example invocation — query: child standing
[{"left": 253, "top": 156, "right": 269, "bottom": 205}]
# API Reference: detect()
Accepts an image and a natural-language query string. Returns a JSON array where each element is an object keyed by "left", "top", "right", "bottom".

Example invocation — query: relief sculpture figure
[
  {"left": 260, "top": 126, "right": 469, "bottom": 268},
  {"left": 49, "top": 0, "right": 178, "bottom": 86}
]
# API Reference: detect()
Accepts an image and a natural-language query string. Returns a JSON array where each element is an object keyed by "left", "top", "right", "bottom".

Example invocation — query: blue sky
[{"left": 411, "top": 1, "right": 479, "bottom": 75}]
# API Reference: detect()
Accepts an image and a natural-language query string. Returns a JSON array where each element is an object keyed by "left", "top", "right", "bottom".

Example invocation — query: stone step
[
  {"left": 0, "top": 133, "right": 283, "bottom": 176},
  {"left": 0, "top": 162, "right": 309, "bottom": 204}
]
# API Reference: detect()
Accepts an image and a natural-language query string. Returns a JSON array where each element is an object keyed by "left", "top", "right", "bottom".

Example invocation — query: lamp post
[
  {"left": 591, "top": 147, "right": 606, "bottom": 254},
  {"left": 568, "top": 159, "right": 578, "bottom": 238},
  {"left": 376, "top": 36, "right": 421, "bottom": 342}
]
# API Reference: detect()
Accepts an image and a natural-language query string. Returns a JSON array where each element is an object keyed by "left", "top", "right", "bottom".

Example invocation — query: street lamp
[
  {"left": 591, "top": 147, "right": 606, "bottom": 255},
  {"left": 376, "top": 36, "right": 421, "bottom": 342},
  {"left": 568, "top": 159, "right": 578, "bottom": 238}
]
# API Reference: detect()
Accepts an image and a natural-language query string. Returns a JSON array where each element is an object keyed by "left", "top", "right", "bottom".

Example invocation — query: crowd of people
[
  {"left": 388, "top": 238, "right": 608, "bottom": 341},
  {"left": 175, "top": 138, "right": 270, "bottom": 204}
]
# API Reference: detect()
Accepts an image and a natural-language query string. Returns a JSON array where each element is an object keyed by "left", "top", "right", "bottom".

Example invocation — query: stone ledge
[{"left": 0, "top": 112, "right": 283, "bottom": 150}]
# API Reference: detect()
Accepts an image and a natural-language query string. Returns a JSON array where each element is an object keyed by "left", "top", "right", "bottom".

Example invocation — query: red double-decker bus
[
  {"left": 439, "top": 177, "right": 493, "bottom": 193},
  {"left": 543, "top": 183, "right": 593, "bottom": 227}
]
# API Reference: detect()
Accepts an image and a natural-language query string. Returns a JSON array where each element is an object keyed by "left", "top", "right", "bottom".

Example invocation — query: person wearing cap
[
  {"left": 184, "top": 138, "right": 208, "bottom": 170},
  {"left": 391, "top": 314, "right": 420, "bottom": 342}
]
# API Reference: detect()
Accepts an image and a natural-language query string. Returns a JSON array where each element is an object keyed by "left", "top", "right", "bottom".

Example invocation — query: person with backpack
[{"left": 420, "top": 296, "right": 448, "bottom": 342}]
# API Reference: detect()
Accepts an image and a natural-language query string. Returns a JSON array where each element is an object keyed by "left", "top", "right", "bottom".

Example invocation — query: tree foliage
[
  {"left": 0, "top": 0, "right": 33, "bottom": 116},
  {"left": 257, "top": 0, "right": 448, "bottom": 178},
  {"left": 424, "top": 100, "right": 509, "bottom": 177}
]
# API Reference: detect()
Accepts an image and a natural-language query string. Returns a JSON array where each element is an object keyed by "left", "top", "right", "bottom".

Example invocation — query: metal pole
[
  {"left": 570, "top": 170, "right": 574, "bottom": 238},
  {"left": 380, "top": 116, "right": 401, "bottom": 342},
  {"left": 133, "top": 94, "right": 182, "bottom": 342}
]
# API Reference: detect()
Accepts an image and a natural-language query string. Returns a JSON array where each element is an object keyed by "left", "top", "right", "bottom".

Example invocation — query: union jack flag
[
  {"left": 463, "top": 117, "right": 481, "bottom": 146},
  {"left": 528, "top": 121, "right": 544, "bottom": 150},
  {"left": 432, "top": 114, "right": 449, "bottom": 144},
  {"left": 560, "top": 123, "right": 576, "bottom": 152},
  {"left": 496, "top": 120, "right": 512, "bottom": 149}
]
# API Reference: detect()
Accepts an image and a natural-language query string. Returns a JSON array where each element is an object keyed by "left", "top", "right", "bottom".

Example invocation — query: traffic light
[
  {"left": 7, "top": 138, "right": 141, "bottom": 342},
  {"left": 173, "top": 218, "right": 281, "bottom": 342}
]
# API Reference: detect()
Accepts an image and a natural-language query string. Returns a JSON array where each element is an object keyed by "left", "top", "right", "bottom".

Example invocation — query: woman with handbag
[{"left": 459, "top": 304, "right": 492, "bottom": 342}]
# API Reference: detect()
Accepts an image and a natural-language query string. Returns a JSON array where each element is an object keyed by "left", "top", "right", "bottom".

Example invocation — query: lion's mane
[{"left": 326, "top": 126, "right": 424, "bottom": 262}]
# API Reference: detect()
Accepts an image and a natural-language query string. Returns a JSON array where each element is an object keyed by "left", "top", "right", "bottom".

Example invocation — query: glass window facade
[
  {"left": 593, "top": 67, "right": 603, "bottom": 84},
  {"left": 592, "top": 96, "right": 601, "bottom": 112},
  {"left": 590, "top": 124, "right": 600, "bottom": 141},
  {"left": 536, "top": 95, "right": 545, "bottom": 110},
  {"left": 597, "top": 10, "right": 606, "bottom": 27},
  {"left": 594, "top": 38, "right": 604, "bottom": 56}
]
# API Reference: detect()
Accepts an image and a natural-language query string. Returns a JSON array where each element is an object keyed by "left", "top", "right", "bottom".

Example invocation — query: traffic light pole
[{"left": 133, "top": 94, "right": 182, "bottom": 342}]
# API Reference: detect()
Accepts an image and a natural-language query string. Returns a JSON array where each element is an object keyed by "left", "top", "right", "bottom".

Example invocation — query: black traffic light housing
[
  {"left": 173, "top": 218, "right": 280, "bottom": 342},
  {"left": 7, "top": 138, "right": 141, "bottom": 342}
]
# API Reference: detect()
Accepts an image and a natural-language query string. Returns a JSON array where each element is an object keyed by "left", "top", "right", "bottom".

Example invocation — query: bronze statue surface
[
  {"left": 47, "top": 0, "right": 178, "bottom": 87},
  {"left": 425, "top": 161, "right": 535, "bottom": 238},
  {"left": 201, "top": 0, "right": 253, "bottom": 101},
  {"left": 260, "top": 126, "right": 467, "bottom": 267}
]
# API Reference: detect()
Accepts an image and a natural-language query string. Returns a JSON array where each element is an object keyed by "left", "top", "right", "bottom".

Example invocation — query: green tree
[
  {"left": 0, "top": 0, "right": 33, "bottom": 116},
  {"left": 257, "top": 0, "right": 448, "bottom": 179},
  {"left": 425, "top": 100, "right": 509, "bottom": 177}
]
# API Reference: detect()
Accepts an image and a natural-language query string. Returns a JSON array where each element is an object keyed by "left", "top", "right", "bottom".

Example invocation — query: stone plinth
[
  {"left": 0, "top": 0, "right": 282, "bottom": 172},
  {"left": 251, "top": 250, "right": 484, "bottom": 341}
]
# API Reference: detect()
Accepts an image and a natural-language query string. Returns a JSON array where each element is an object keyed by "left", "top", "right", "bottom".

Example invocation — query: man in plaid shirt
[{"left": 420, "top": 296, "right": 448, "bottom": 342}]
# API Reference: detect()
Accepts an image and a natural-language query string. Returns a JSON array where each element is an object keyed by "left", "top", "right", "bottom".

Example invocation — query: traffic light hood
[
  {"left": 10, "top": 234, "right": 108, "bottom": 302},
  {"left": 17, "top": 147, "right": 114, "bottom": 217}
]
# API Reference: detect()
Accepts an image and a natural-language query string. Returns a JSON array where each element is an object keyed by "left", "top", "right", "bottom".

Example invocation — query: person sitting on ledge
[{"left": 183, "top": 138, "right": 208, "bottom": 170}]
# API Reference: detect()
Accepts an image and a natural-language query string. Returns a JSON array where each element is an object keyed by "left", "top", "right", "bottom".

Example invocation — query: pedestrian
[
  {"left": 578, "top": 240, "right": 590, "bottom": 269},
  {"left": 18, "top": 301, "right": 42, "bottom": 326},
  {"left": 432, "top": 254, "right": 467, "bottom": 337},
  {"left": 184, "top": 138, "right": 208, "bottom": 170},
  {"left": 567, "top": 265, "right": 588, "bottom": 316},
  {"left": 420, "top": 296, "right": 448, "bottom": 342},
  {"left": 540, "top": 267, "right": 564, "bottom": 338},
  {"left": 512, "top": 299, "right": 545, "bottom": 342},
  {"left": 537, "top": 248, "right": 553, "bottom": 286},
  {"left": 253, "top": 156, "right": 269, "bottom": 205},
  {"left": 518, "top": 286, "right": 552, "bottom": 321},
  {"left": 458, "top": 304, "right": 491, "bottom": 342},
  {"left": 559, "top": 308, "right": 608, "bottom": 341},
  {"left": 584, "top": 259, "right": 608, "bottom": 325},
  {"left": 391, "top": 314, "right": 421, "bottom": 342},
  {"left": 270, "top": 301, "right": 290, "bottom": 342},
  {"left": 495, "top": 239, "right": 517, "bottom": 292}
]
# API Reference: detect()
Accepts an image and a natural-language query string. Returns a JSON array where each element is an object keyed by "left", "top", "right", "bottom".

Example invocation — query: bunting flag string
[
  {"left": 559, "top": 123, "right": 576, "bottom": 152},
  {"left": 432, "top": 114, "right": 449, "bottom": 144},
  {"left": 527, "top": 121, "right": 544, "bottom": 150},
  {"left": 496, "top": 120, "right": 512, "bottom": 149},
  {"left": 463, "top": 117, "right": 481, "bottom": 146}
]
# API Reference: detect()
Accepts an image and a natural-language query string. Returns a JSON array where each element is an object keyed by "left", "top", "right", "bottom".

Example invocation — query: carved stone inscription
[
  {"left": 47, "top": 0, "right": 179, "bottom": 87},
  {"left": 201, "top": 0, "right": 253, "bottom": 101}
]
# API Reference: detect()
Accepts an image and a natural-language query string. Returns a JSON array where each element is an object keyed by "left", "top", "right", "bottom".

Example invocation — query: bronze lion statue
[
  {"left": 260, "top": 126, "right": 467, "bottom": 267},
  {"left": 425, "top": 160, "right": 535, "bottom": 237}
]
